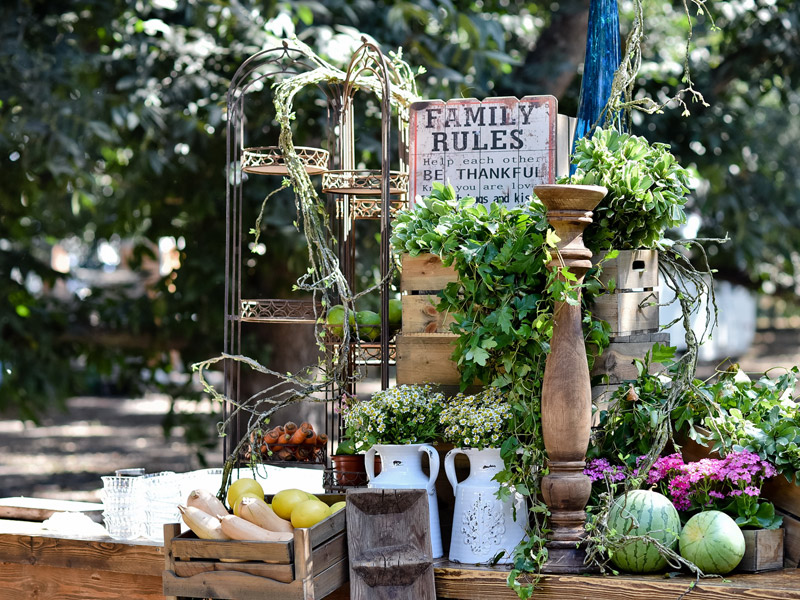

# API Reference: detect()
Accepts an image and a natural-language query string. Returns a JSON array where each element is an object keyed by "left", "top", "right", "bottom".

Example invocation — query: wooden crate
[
  {"left": 592, "top": 250, "right": 659, "bottom": 337},
  {"left": 396, "top": 333, "right": 461, "bottom": 386},
  {"left": 740, "top": 528, "right": 785, "bottom": 572},
  {"left": 397, "top": 253, "right": 461, "bottom": 386},
  {"left": 590, "top": 332, "right": 670, "bottom": 384},
  {"left": 400, "top": 253, "right": 457, "bottom": 293},
  {"left": 162, "top": 508, "right": 347, "bottom": 600}
]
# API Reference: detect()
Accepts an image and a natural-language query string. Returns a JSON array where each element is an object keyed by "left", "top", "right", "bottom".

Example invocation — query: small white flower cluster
[
  {"left": 343, "top": 384, "right": 445, "bottom": 446},
  {"left": 439, "top": 387, "right": 512, "bottom": 449}
]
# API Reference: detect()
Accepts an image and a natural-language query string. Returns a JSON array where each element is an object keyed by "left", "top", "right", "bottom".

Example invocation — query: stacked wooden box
[
  {"left": 162, "top": 505, "right": 347, "bottom": 600},
  {"left": 589, "top": 249, "right": 668, "bottom": 410},
  {"left": 395, "top": 254, "right": 460, "bottom": 386}
]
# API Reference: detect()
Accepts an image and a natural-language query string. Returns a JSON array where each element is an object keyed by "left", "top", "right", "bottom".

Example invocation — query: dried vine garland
[
  {"left": 604, "top": 0, "right": 716, "bottom": 127},
  {"left": 193, "top": 38, "right": 421, "bottom": 496}
]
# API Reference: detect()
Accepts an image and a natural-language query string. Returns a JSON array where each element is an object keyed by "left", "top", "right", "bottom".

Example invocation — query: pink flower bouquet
[{"left": 647, "top": 450, "right": 782, "bottom": 529}]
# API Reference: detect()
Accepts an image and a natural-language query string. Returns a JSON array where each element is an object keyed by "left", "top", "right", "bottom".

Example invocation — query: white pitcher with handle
[
  {"left": 445, "top": 447, "right": 527, "bottom": 564},
  {"left": 366, "top": 443, "right": 443, "bottom": 558}
]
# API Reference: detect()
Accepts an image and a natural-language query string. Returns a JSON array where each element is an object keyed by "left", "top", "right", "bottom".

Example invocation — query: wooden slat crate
[
  {"left": 590, "top": 332, "right": 670, "bottom": 384},
  {"left": 162, "top": 507, "right": 347, "bottom": 600},
  {"left": 396, "top": 333, "right": 461, "bottom": 386},
  {"left": 397, "top": 253, "right": 461, "bottom": 386},
  {"left": 592, "top": 249, "right": 659, "bottom": 337}
]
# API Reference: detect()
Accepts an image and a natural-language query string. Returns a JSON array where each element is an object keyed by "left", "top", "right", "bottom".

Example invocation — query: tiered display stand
[{"left": 220, "top": 40, "right": 407, "bottom": 475}]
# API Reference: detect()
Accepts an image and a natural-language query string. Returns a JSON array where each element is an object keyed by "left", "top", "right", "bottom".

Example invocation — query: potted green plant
[{"left": 330, "top": 436, "right": 370, "bottom": 488}]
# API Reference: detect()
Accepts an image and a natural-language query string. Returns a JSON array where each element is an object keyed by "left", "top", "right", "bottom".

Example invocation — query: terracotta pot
[{"left": 331, "top": 454, "right": 381, "bottom": 487}]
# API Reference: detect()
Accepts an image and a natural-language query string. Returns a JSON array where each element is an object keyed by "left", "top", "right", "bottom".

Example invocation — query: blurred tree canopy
[{"left": 1, "top": 0, "right": 799, "bottom": 421}]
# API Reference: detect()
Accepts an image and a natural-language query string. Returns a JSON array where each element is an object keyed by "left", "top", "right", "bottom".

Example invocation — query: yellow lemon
[
  {"left": 291, "top": 499, "right": 331, "bottom": 528},
  {"left": 272, "top": 488, "right": 311, "bottom": 520},
  {"left": 227, "top": 478, "right": 264, "bottom": 509}
]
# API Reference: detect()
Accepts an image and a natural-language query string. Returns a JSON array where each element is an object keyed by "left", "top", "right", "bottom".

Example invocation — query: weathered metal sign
[{"left": 408, "top": 96, "right": 557, "bottom": 208}]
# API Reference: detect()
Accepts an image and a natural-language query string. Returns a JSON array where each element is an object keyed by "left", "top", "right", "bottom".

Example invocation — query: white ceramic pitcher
[
  {"left": 445, "top": 447, "right": 527, "bottom": 564},
  {"left": 365, "top": 443, "right": 443, "bottom": 558}
]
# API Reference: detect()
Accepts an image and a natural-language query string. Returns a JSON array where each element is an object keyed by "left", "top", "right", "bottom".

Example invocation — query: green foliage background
[{"left": 2, "top": 0, "right": 799, "bottom": 424}]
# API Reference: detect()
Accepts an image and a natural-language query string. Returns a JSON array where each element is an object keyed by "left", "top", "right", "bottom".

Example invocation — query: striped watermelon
[
  {"left": 679, "top": 511, "right": 745, "bottom": 574},
  {"left": 607, "top": 490, "right": 681, "bottom": 573}
]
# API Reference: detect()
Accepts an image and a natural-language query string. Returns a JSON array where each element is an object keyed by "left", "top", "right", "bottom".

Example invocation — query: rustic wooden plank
[
  {"left": 779, "top": 510, "right": 800, "bottom": 568},
  {"left": 402, "top": 294, "right": 456, "bottom": 334},
  {"left": 434, "top": 564, "right": 800, "bottom": 599},
  {"left": 312, "top": 531, "right": 347, "bottom": 577},
  {"left": 395, "top": 333, "right": 461, "bottom": 385},
  {"left": 163, "top": 568, "right": 304, "bottom": 600},
  {"left": 591, "top": 290, "right": 660, "bottom": 337},
  {"left": 400, "top": 254, "right": 457, "bottom": 292},
  {"left": 312, "top": 557, "right": 350, "bottom": 599},
  {"left": 348, "top": 489, "right": 435, "bottom": 599},
  {"left": 172, "top": 559, "right": 294, "bottom": 582},
  {"left": 739, "top": 528, "right": 785, "bottom": 572},
  {"left": 0, "top": 562, "right": 164, "bottom": 600},
  {"left": 591, "top": 340, "right": 668, "bottom": 383},
  {"left": 309, "top": 504, "right": 346, "bottom": 549},
  {"left": 763, "top": 475, "right": 800, "bottom": 520},
  {"left": 170, "top": 533, "right": 292, "bottom": 563},
  {"left": 0, "top": 529, "right": 164, "bottom": 576},
  {"left": 596, "top": 249, "right": 659, "bottom": 289},
  {"left": 0, "top": 497, "right": 104, "bottom": 522}
]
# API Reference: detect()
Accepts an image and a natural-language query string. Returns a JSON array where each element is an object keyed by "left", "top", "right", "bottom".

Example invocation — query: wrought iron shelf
[
  {"left": 337, "top": 196, "right": 407, "bottom": 220},
  {"left": 326, "top": 340, "right": 397, "bottom": 366},
  {"left": 322, "top": 169, "right": 408, "bottom": 196},
  {"left": 241, "top": 146, "right": 329, "bottom": 176},
  {"left": 239, "top": 299, "right": 320, "bottom": 323}
]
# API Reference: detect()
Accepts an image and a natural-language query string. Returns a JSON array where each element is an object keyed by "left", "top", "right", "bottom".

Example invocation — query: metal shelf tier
[{"left": 240, "top": 299, "right": 320, "bottom": 323}]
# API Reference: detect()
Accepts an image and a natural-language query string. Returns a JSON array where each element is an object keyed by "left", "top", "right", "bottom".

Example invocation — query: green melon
[
  {"left": 356, "top": 310, "right": 380, "bottom": 341},
  {"left": 326, "top": 305, "right": 354, "bottom": 338},
  {"left": 679, "top": 511, "right": 745, "bottom": 574},
  {"left": 607, "top": 489, "right": 681, "bottom": 573}
]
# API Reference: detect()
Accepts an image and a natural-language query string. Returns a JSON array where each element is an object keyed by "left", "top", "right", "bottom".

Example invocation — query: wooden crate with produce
[{"left": 163, "top": 484, "right": 347, "bottom": 600}]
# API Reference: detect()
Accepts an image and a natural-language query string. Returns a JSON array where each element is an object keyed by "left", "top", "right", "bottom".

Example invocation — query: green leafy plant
[
  {"left": 562, "top": 127, "right": 691, "bottom": 251},
  {"left": 692, "top": 368, "right": 800, "bottom": 483}
]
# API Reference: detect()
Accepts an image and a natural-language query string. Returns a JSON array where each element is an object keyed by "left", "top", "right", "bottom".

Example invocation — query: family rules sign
[{"left": 408, "top": 96, "right": 557, "bottom": 208}]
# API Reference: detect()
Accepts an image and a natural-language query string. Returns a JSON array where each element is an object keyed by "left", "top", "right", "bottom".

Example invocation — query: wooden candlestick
[{"left": 534, "top": 184, "right": 607, "bottom": 574}]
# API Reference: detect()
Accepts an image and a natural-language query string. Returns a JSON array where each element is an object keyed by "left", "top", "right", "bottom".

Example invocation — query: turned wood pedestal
[{"left": 535, "top": 184, "right": 607, "bottom": 574}]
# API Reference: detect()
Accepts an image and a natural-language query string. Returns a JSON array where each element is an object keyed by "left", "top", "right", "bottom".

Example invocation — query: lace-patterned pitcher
[
  {"left": 366, "top": 443, "right": 443, "bottom": 558},
  {"left": 445, "top": 447, "right": 527, "bottom": 564}
]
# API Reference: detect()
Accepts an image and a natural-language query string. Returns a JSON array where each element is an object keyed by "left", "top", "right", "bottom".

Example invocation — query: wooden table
[
  {"left": 0, "top": 519, "right": 164, "bottom": 600},
  {"left": 2, "top": 518, "right": 799, "bottom": 599}
]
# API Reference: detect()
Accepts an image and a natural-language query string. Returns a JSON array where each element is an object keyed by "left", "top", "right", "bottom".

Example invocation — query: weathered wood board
[
  {"left": 409, "top": 96, "right": 557, "bottom": 208},
  {"left": 401, "top": 295, "right": 456, "bottom": 334},
  {"left": 590, "top": 332, "right": 670, "bottom": 384},
  {"left": 433, "top": 562, "right": 800, "bottom": 600},
  {"left": 395, "top": 334, "right": 461, "bottom": 386},
  {"left": 400, "top": 253, "right": 457, "bottom": 292},
  {"left": 739, "top": 528, "right": 785, "bottom": 572},
  {"left": 347, "top": 488, "right": 435, "bottom": 600},
  {"left": 0, "top": 497, "right": 103, "bottom": 523}
]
